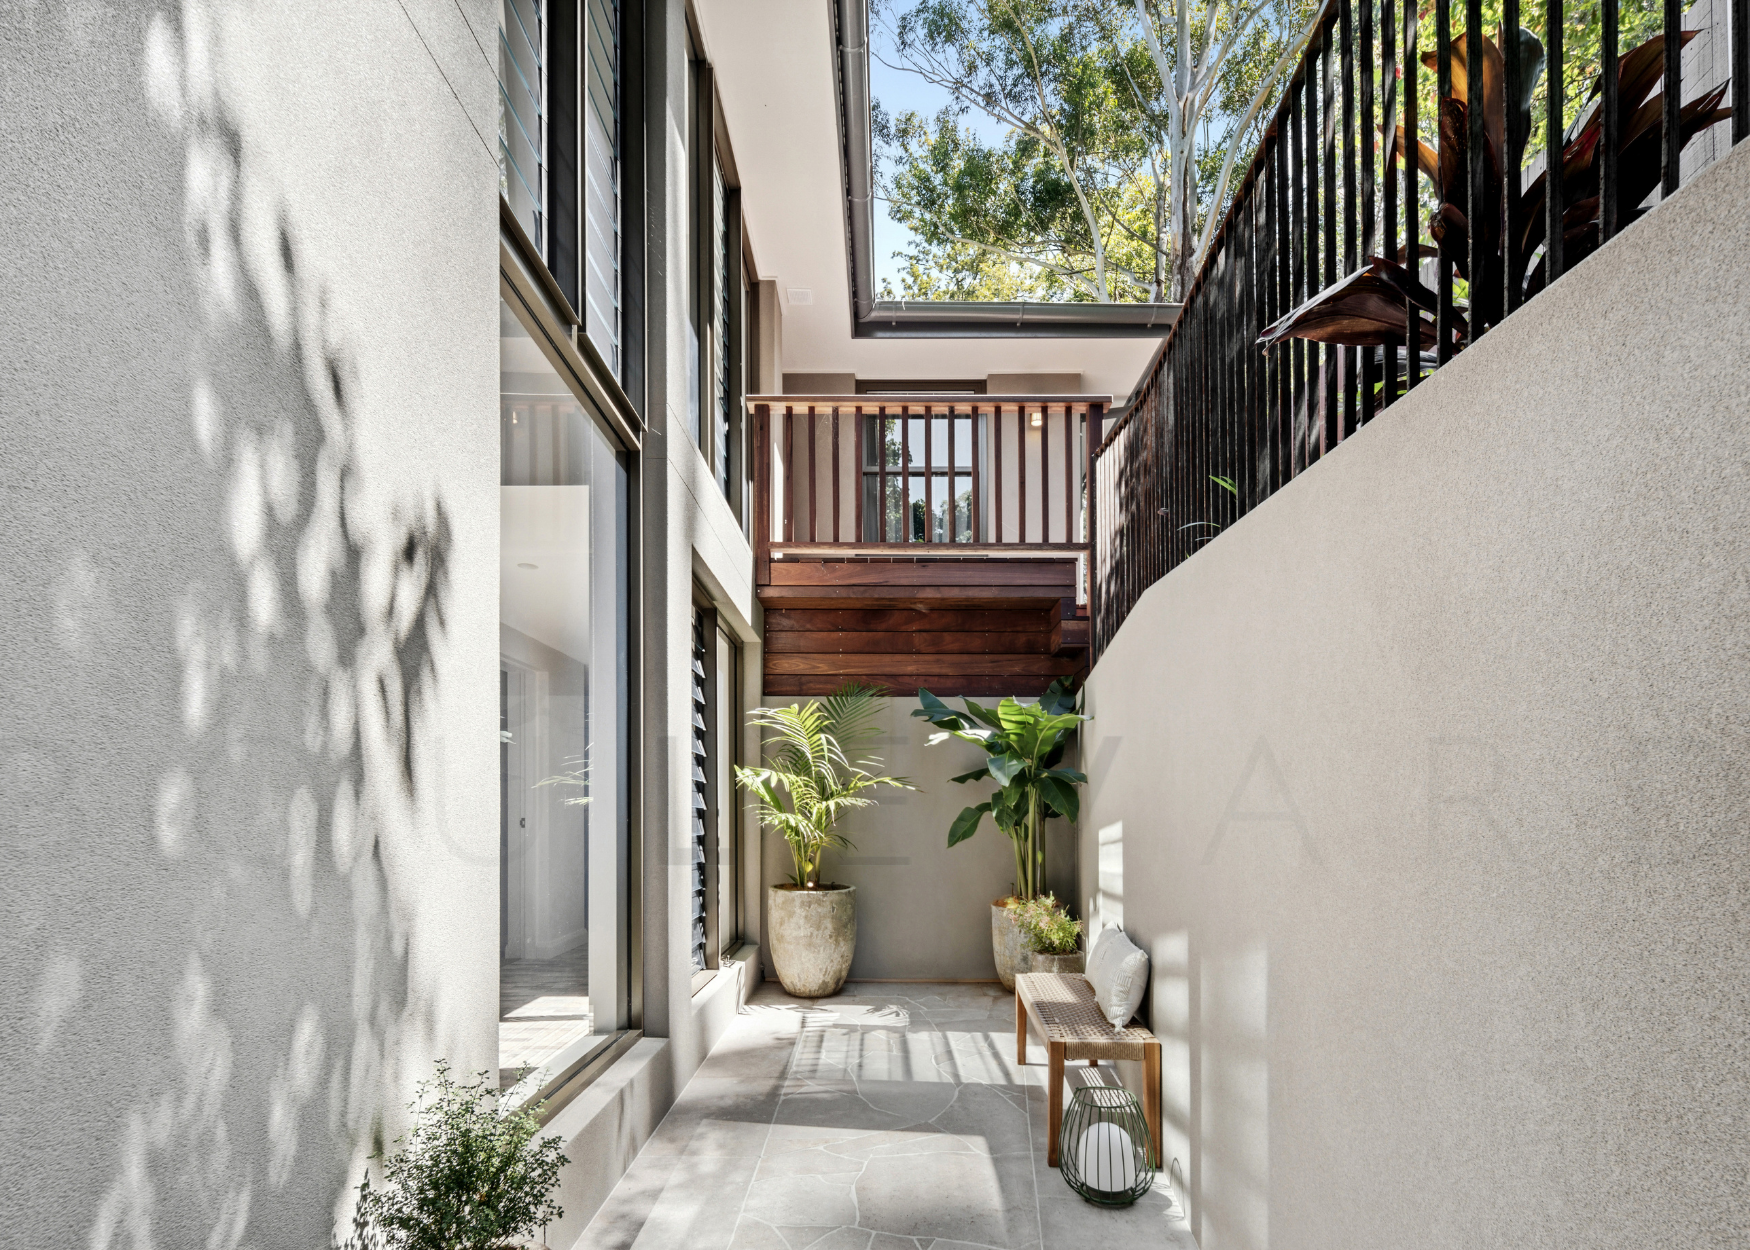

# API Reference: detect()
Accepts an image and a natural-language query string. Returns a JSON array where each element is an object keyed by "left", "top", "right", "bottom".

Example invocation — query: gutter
[{"left": 831, "top": 0, "right": 1181, "bottom": 340}]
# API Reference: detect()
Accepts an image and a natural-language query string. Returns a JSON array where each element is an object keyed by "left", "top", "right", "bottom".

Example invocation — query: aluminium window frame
[
  {"left": 686, "top": 587, "right": 745, "bottom": 994},
  {"left": 686, "top": 45, "right": 750, "bottom": 525},
  {"left": 499, "top": 0, "right": 641, "bottom": 402},
  {"left": 498, "top": 237, "right": 644, "bottom": 1121}
]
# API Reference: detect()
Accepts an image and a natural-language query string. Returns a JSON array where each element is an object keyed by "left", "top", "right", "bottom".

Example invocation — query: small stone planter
[
  {"left": 767, "top": 884, "right": 856, "bottom": 998},
  {"left": 1028, "top": 950, "right": 1086, "bottom": 976},
  {"left": 992, "top": 900, "right": 1026, "bottom": 990}
]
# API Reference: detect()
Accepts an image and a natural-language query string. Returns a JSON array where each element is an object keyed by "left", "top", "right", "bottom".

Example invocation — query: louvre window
[
  {"left": 498, "top": 0, "right": 547, "bottom": 255},
  {"left": 583, "top": 0, "right": 621, "bottom": 374},
  {"left": 690, "top": 611, "right": 711, "bottom": 973}
]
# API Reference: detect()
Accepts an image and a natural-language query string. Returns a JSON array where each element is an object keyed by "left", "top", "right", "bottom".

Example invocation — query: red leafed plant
[{"left": 1259, "top": 29, "right": 1729, "bottom": 355}]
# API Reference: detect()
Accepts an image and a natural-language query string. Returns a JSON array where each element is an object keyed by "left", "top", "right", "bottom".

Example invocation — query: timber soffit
[{"left": 829, "top": 0, "right": 1182, "bottom": 339}]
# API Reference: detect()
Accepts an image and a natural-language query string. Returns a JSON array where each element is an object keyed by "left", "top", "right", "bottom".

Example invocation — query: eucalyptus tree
[{"left": 873, "top": 0, "right": 1323, "bottom": 301}]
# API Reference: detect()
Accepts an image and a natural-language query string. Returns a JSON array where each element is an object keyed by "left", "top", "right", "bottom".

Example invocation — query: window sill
[{"left": 504, "top": 1028, "right": 642, "bottom": 1126}]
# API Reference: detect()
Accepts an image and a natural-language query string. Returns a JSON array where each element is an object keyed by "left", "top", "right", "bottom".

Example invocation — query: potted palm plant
[
  {"left": 736, "top": 683, "right": 909, "bottom": 998},
  {"left": 913, "top": 677, "right": 1087, "bottom": 989}
]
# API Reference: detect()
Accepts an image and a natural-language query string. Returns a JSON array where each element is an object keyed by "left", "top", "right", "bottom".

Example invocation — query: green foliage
[
  {"left": 1011, "top": 892, "right": 1084, "bottom": 954},
  {"left": 914, "top": 677, "right": 1086, "bottom": 900},
  {"left": 873, "top": 0, "right": 1322, "bottom": 301},
  {"left": 336, "top": 1061, "right": 567, "bottom": 1250},
  {"left": 736, "top": 683, "right": 912, "bottom": 887}
]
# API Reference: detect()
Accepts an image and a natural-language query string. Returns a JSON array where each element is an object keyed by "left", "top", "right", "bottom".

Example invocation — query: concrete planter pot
[
  {"left": 1027, "top": 950, "right": 1085, "bottom": 976},
  {"left": 767, "top": 884, "right": 856, "bottom": 998},
  {"left": 991, "top": 900, "right": 1026, "bottom": 990}
]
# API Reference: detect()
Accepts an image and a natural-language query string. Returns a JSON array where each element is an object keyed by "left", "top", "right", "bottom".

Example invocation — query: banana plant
[{"left": 913, "top": 677, "right": 1087, "bottom": 901}]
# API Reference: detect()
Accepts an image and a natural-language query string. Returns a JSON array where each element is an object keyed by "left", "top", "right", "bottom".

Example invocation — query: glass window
[
  {"left": 583, "top": 0, "right": 621, "bottom": 374},
  {"left": 689, "top": 610, "right": 710, "bottom": 973},
  {"left": 498, "top": 0, "right": 547, "bottom": 255},
  {"left": 688, "top": 606, "right": 739, "bottom": 977},
  {"left": 498, "top": 298, "right": 628, "bottom": 1087},
  {"left": 712, "top": 159, "right": 730, "bottom": 496},
  {"left": 686, "top": 63, "right": 702, "bottom": 448},
  {"left": 714, "top": 623, "right": 737, "bottom": 952}
]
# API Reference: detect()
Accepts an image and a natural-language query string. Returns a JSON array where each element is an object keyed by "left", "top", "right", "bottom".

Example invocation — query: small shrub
[
  {"left": 1012, "top": 893, "right": 1083, "bottom": 955},
  {"left": 336, "top": 1060, "right": 567, "bottom": 1250}
]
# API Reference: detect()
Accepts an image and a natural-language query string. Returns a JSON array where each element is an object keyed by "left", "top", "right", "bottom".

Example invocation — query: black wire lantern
[{"left": 1058, "top": 1084, "right": 1156, "bottom": 1207}]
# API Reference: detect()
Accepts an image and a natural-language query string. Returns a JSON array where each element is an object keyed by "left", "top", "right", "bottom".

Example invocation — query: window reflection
[{"left": 498, "top": 299, "right": 628, "bottom": 1087}]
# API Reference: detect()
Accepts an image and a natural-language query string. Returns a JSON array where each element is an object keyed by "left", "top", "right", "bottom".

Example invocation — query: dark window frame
[{"left": 686, "top": 49, "right": 749, "bottom": 524}]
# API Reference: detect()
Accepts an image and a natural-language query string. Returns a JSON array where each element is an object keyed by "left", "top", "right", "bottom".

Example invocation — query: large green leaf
[
  {"left": 1045, "top": 766, "right": 1088, "bottom": 785},
  {"left": 1037, "top": 677, "right": 1078, "bottom": 717},
  {"left": 1038, "top": 776, "right": 1079, "bottom": 823},
  {"left": 948, "top": 802, "right": 991, "bottom": 847},
  {"left": 912, "top": 688, "right": 963, "bottom": 728},
  {"left": 987, "top": 752, "right": 1024, "bottom": 787},
  {"left": 960, "top": 698, "right": 1006, "bottom": 731},
  {"left": 949, "top": 767, "right": 991, "bottom": 785}
]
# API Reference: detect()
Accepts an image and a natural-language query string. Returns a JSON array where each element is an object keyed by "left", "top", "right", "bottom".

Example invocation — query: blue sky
[{"left": 867, "top": 17, "right": 1013, "bottom": 297}]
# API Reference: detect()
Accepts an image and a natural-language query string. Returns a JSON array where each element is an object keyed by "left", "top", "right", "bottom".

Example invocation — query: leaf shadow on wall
[{"left": 0, "top": 8, "right": 455, "bottom": 1248}]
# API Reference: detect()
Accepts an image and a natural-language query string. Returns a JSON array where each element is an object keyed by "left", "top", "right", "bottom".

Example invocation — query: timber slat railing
[
  {"left": 749, "top": 394, "right": 1107, "bottom": 599},
  {"left": 1091, "top": 0, "right": 1747, "bottom": 659}
]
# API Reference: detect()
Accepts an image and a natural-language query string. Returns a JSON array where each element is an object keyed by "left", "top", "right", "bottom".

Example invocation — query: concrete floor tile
[
  {"left": 575, "top": 1155, "right": 679, "bottom": 1250},
  {"left": 867, "top": 1235, "right": 923, "bottom": 1250},
  {"left": 741, "top": 1171, "right": 862, "bottom": 1227},
  {"left": 723, "top": 1218, "right": 793, "bottom": 1250},
  {"left": 1033, "top": 1192, "right": 1196, "bottom": 1249},
  {"left": 583, "top": 982, "right": 1191, "bottom": 1250},
  {"left": 622, "top": 1155, "right": 760, "bottom": 1250},
  {"left": 854, "top": 1151, "right": 1038, "bottom": 1248},
  {"left": 857, "top": 1085, "right": 963, "bottom": 1125},
  {"left": 755, "top": 1144, "right": 868, "bottom": 1178}
]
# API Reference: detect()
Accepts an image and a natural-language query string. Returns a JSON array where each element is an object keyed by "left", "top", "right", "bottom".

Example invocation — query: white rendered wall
[
  {"left": 0, "top": 2, "right": 500, "bottom": 1245},
  {"left": 1078, "top": 142, "right": 1750, "bottom": 1249}
]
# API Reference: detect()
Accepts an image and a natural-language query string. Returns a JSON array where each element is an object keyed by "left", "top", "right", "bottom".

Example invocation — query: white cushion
[{"left": 1084, "top": 925, "right": 1148, "bottom": 1029}]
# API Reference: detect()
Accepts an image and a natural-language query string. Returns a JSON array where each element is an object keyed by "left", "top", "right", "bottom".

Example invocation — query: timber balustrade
[
  {"left": 749, "top": 393, "right": 1107, "bottom": 569},
  {"left": 1091, "top": 0, "right": 1748, "bottom": 660},
  {"left": 748, "top": 395, "right": 1107, "bottom": 697}
]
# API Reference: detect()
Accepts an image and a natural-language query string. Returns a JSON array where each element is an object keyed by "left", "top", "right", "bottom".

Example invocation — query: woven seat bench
[{"left": 1014, "top": 971, "right": 1161, "bottom": 1168}]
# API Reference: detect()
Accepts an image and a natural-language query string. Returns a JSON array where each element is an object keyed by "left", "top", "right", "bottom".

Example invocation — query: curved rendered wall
[{"left": 1079, "top": 143, "right": 1750, "bottom": 1250}]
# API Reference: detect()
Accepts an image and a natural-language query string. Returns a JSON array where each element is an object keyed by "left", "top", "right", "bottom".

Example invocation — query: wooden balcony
[{"left": 751, "top": 394, "right": 1109, "bottom": 697}]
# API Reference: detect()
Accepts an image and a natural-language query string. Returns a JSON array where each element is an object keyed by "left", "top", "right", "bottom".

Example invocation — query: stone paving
[{"left": 579, "top": 981, "right": 1197, "bottom": 1250}]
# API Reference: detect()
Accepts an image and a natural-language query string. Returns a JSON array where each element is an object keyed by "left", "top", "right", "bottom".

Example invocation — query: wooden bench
[{"left": 1014, "top": 971, "right": 1161, "bottom": 1168}]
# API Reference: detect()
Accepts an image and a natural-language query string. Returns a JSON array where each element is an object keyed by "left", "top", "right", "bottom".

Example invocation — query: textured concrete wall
[
  {"left": 1079, "top": 142, "right": 1750, "bottom": 1249},
  {"left": 632, "top": 0, "right": 764, "bottom": 1168},
  {"left": 0, "top": 3, "right": 499, "bottom": 1246},
  {"left": 758, "top": 697, "right": 1077, "bottom": 983}
]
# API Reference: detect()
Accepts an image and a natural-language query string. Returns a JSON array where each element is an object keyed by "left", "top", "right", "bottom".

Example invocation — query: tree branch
[{"left": 1192, "top": 2, "right": 1327, "bottom": 267}]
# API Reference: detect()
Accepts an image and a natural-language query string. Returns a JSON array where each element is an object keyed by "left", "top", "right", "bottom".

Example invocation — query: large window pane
[{"left": 498, "top": 299, "right": 628, "bottom": 1087}]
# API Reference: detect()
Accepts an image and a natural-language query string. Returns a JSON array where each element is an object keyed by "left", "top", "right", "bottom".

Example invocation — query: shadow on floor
[{"left": 579, "top": 981, "right": 1195, "bottom": 1250}]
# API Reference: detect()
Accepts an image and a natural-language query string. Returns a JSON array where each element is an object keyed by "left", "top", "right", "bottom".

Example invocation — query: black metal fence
[{"left": 1091, "top": 0, "right": 1747, "bottom": 658}]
